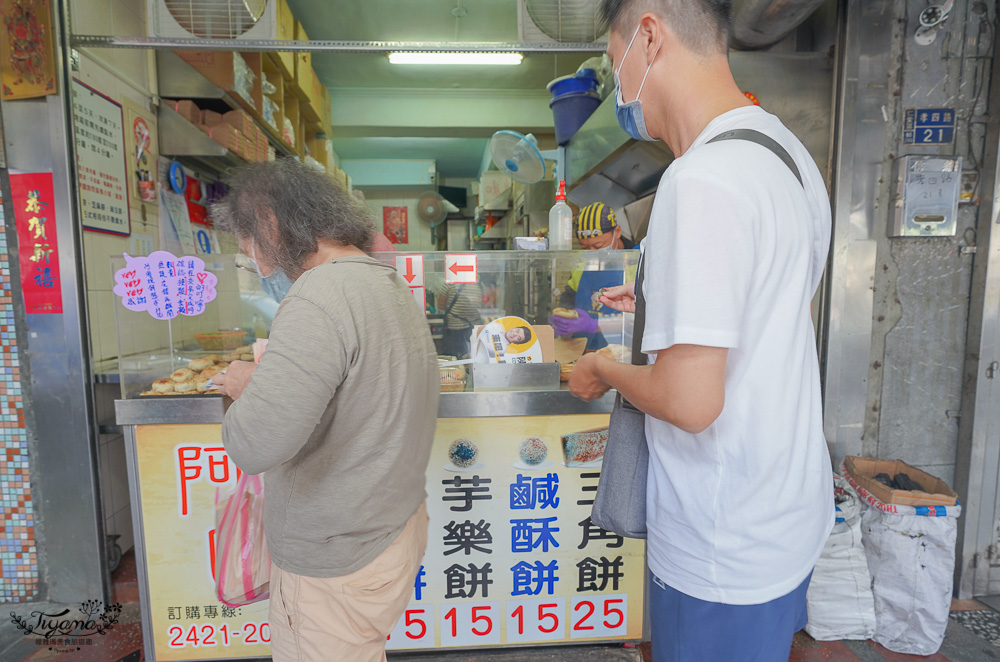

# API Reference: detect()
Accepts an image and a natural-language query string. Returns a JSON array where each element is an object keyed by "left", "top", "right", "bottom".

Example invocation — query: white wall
[
  {"left": 71, "top": 0, "right": 155, "bottom": 556},
  {"left": 364, "top": 189, "right": 438, "bottom": 252},
  {"left": 71, "top": 0, "right": 159, "bottom": 364}
]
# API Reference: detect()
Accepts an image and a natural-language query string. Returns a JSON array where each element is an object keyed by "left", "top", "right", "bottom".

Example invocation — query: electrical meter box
[{"left": 890, "top": 155, "right": 963, "bottom": 237}]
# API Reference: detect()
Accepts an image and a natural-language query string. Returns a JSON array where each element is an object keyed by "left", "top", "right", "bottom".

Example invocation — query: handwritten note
[{"left": 113, "top": 251, "right": 218, "bottom": 320}]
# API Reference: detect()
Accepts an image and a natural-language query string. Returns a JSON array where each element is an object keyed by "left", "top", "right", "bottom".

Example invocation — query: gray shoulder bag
[
  {"left": 591, "top": 254, "right": 650, "bottom": 538},
  {"left": 590, "top": 128, "right": 803, "bottom": 539}
]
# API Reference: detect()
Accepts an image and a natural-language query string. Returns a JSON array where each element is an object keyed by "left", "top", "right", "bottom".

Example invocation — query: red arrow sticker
[
  {"left": 445, "top": 254, "right": 478, "bottom": 284},
  {"left": 395, "top": 255, "right": 424, "bottom": 288}
]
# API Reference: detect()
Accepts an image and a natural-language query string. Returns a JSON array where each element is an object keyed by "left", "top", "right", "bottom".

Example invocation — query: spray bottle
[{"left": 548, "top": 180, "right": 573, "bottom": 250}]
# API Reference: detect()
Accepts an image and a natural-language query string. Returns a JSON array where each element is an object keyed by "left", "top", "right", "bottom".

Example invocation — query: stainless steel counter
[{"left": 115, "top": 389, "right": 616, "bottom": 425}]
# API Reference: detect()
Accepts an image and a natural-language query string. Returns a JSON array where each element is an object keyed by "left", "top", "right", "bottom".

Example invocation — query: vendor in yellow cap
[
  {"left": 550, "top": 202, "right": 637, "bottom": 351},
  {"left": 575, "top": 201, "right": 635, "bottom": 250}
]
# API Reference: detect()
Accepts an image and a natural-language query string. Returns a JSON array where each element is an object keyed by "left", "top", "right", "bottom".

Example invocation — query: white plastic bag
[
  {"left": 805, "top": 475, "right": 876, "bottom": 641},
  {"left": 215, "top": 473, "right": 270, "bottom": 607},
  {"left": 843, "top": 468, "right": 960, "bottom": 656}
]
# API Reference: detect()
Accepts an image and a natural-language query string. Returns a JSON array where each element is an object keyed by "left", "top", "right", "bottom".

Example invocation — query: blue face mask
[
  {"left": 615, "top": 24, "right": 660, "bottom": 142},
  {"left": 250, "top": 241, "right": 294, "bottom": 302},
  {"left": 260, "top": 269, "right": 294, "bottom": 303}
]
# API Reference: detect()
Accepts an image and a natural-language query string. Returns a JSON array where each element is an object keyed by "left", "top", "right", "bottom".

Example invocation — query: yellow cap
[{"left": 576, "top": 202, "right": 617, "bottom": 238}]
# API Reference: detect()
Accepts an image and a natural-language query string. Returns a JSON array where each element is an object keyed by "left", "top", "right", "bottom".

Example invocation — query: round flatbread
[
  {"left": 152, "top": 379, "right": 175, "bottom": 393},
  {"left": 170, "top": 368, "right": 195, "bottom": 382},
  {"left": 188, "top": 358, "right": 214, "bottom": 371}
]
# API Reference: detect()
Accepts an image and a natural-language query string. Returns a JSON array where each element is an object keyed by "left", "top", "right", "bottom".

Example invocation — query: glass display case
[
  {"left": 114, "top": 249, "right": 647, "bottom": 659},
  {"left": 110, "top": 249, "right": 639, "bottom": 399},
  {"left": 371, "top": 250, "right": 640, "bottom": 394},
  {"left": 111, "top": 253, "right": 277, "bottom": 399}
]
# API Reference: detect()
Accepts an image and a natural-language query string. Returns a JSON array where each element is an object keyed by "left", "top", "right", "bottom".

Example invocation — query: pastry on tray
[{"left": 140, "top": 352, "right": 229, "bottom": 396}]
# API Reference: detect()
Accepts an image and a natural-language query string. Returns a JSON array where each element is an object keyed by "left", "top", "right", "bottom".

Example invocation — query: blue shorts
[{"left": 648, "top": 571, "right": 812, "bottom": 662}]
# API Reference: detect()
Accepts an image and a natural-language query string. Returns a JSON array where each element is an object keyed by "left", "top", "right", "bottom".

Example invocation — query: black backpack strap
[
  {"left": 631, "top": 255, "right": 647, "bottom": 366},
  {"left": 444, "top": 283, "right": 465, "bottom": 318},
  {"left": 444, "top": 284, "right": 478, "bottom": 328},
  {"left": 707, "top": 129, "right": 803, "bottom": 187}
]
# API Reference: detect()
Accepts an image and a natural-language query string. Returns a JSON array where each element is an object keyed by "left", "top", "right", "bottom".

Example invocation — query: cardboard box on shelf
[
  {"left": 274, "top": 0, "right": 296, "bottom": 78},
  {"left": 844, "top": 456, "right": 958, "bottom": 507},
  {"left": 198, "top": 123, "right": 240, "bottom": 155},
  {"left": 201, "top": 110, "right": 223, "bottom": 127},
  {"left": 173, "top": 100, "right": 202, "bottom": 125},
  {"left": 293, "top": 20, "right": 311, "bottom": 78},
  {"left": 175, "top": 52, "right": 256, "bottom": 107},
  {"left": 223, "top": 110, "right": 254, "bottom": 139},
  {"left": 237, "top": 132, "right": 254, "bottom": 162}
]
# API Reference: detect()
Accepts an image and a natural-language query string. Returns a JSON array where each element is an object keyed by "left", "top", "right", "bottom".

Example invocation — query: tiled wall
[{"left": 0, "top": 200, "right": 39, "bottom": 602}]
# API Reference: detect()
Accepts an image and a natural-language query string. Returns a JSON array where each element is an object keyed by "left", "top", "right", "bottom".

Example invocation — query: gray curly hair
[{"left": 210, "top": 158, "right": 374, "bottom": 278}]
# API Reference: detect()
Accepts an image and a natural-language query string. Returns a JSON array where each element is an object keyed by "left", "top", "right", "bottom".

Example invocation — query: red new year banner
[
  {"left": 10, "top": 173, "right": 63, "bottom": 314},
  {"left": 383, "top": 206, "right": 408, "bottom": 244}
]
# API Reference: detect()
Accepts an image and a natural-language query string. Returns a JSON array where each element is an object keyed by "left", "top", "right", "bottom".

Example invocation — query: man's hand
[
  {"left": 568, "top": 353, "right": 612, "bottom": 402},
  {"left": 550, "top": 309, "right": 599, "bottom": 335},
  {"left": 214, "top": 361, "right": 257, "bottom": 401},
  {"left": 599, "top": 282, "right": 636, "bottom": 313}
]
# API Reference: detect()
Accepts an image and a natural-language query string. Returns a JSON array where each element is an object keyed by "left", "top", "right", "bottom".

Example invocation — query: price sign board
[
  {"left": 132, "top": 424, "right": 270, "bottom": 661},
  {"left": 387, "top": 414, "right": 645, "bottom": 650},
  {"left": 128, "top": 416, "right": 643, "bottom": 660}
]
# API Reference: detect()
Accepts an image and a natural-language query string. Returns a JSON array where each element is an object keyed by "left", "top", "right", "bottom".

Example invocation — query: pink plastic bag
[{"left": 214, "top": 473, "right": 270, "bottom": 607}]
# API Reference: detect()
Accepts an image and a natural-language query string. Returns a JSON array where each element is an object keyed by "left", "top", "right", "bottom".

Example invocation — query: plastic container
[
  {"left": 550, "top": 92, "right": 601, "bottom": 145},
  {"left": 547, "top": 73, "right": 599, "bottom": 97},
  {"left": 548, "top": 181, "right": 573, "bottom": 250}
]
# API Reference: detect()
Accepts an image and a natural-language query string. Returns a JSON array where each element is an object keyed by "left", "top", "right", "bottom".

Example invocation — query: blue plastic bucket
[
  {"left": 547, "top": 74, "right": 599, "bottom": 97},
  {"left": 550, "top": 92, "right": 601, "bottom": 145}
]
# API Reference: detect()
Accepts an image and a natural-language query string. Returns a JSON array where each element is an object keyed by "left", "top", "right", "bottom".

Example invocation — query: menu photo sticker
[{"left": 473, "top": 316, "right": 543, "bottom": 365}]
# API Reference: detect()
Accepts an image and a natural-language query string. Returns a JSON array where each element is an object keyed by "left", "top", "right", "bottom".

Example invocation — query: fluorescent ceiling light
[{"left": 388, "top": 52, "right": 524, "bottom": 66}]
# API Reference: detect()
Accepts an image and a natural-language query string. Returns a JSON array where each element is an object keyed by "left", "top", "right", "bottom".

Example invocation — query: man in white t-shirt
[{"left": 568, "top": 1, "right": 834, "bottom": 660}]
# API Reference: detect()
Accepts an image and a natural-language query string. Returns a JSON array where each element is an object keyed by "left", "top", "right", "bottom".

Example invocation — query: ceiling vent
[
  {"left": 148, "top": 0, "right": 279, "bottom": 40},
  {"left": 517, "top": 0, "right": 607, "bottom": 44}
]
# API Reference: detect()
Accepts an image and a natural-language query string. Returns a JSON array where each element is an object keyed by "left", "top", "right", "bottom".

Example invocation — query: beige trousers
[{"left": 268, "top": 502, "right": 429, "bottom": 662}]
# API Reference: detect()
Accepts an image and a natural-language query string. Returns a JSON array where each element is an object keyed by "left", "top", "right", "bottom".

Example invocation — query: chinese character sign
[
  {"left": 387, "top": 414, "right": 645, "bottom": 650},
  {"left": 130, "top": 415, "right": 643, "bottom": 660},
  {"left": 72, "top": 79, "right": 130, "bottom": 235},
  {"left": 903, "top": 107, "right": 956, "bottom": 145},
  {"left": 113, "top": 251, "right": 218, "bottom": 320},
  {"left": 10, "top": 172, "right": 62, "bottom": 314},
  {"left": 133, "top": 425, "right": 269, "bottom": 661}
]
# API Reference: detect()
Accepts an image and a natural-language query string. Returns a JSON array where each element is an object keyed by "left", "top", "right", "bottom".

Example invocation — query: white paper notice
[{"left": 72, "top": 79, "right": 130, "bottom": 235}]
